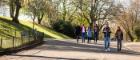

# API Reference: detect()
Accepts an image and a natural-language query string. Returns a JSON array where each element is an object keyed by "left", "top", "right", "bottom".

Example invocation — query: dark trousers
[
  {"left": 94, "top": 33, "right": 98, "bottom": 43},
  {"left": 94, "top": 37, "right": 98, "bottom": 44},
  {"left": 87, "top": 37, "right": 91, "bottom": 43},
  {"left": 117, "top": 39, "right": 122, "bottom": 51},
  {"left": 76, "top": 35, "right": 80, "bottom": 43}
]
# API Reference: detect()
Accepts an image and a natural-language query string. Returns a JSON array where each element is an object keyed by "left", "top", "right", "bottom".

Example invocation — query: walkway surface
[{"left": 0, "top": 39, "right": 140, "bottom": 60}]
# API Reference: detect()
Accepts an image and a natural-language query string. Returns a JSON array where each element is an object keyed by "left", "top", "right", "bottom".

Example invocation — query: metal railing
[{"left": 0, "top": 29, "right": 44, "bottom": 53}]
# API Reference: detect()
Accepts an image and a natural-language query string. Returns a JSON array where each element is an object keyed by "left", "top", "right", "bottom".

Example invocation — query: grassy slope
[{"left": 0, "top": 16, "right": 70, "bottom": 39}]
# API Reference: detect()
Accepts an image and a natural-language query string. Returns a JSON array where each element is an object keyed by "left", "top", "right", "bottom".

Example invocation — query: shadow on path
[
  {"left": 8, "top": 39, "right": 140, "bottom": 60},
  {"left": 34, "top": 40, "right": 140, "bottom": 56},
  {"left": 10, "top": 54, "right": 96, "bottom": 60}
]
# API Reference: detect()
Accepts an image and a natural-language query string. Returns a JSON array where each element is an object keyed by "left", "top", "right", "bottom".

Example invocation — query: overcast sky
[{"left": 114, "top": 0, "right": 131, "bottom": 7}]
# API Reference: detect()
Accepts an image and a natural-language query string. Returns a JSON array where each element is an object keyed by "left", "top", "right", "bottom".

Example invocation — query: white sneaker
[
  {"left": 104, "top": 49, "right": 108, "bottom": 52},
  {"left": 107, "top": 48, "right": 110, "bottom": 51}
]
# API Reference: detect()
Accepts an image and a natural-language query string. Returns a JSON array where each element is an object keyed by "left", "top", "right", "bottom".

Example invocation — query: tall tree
[
  {"left": 114, "top": 0, "right": 140, "bottom": 41},
  {"left": 74, "top": 0, "right": 114, "bottom": 30},
  {"left": 9, "top": 0, "right": 22, "bottom": 23},
  {"left": 26, "top": 0, "right": 49, "bottom": 24}
]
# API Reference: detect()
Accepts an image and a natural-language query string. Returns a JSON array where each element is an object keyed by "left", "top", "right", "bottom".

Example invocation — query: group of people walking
[{"left": 75, "top": 22, "right": 123, "bottom": 52}]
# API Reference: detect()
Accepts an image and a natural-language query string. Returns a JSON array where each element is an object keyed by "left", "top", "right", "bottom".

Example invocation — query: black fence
[{"left": 0, "top": 29, "right": 44, "bottom": 53}]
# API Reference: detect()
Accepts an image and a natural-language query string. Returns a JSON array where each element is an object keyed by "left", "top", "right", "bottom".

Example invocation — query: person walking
[
  {"left": 75, "top": 25, "right": 81, "bottom": 43},
  {"left": 115, "top": 26, "right": 123, "bottom": 51},
  {"left": 93, "top": 23, "right": 99, "bottom": 44},
  {"left": 81, "top": 24, "right": 86, "bottom": 43},
  {"left": 87, "top": 26, "right": 92, "bottom": 43},
  {"left": 103, "top": 22, "right": 111, "bottom": 51}
]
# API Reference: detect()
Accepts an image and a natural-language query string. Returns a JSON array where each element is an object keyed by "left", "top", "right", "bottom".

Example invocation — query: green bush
[
  {"left": 135, "top": 26, "right": 140, "bottom": 39},
  {"left": 52, "top": 20, "right": 75, "bottom": 38}
]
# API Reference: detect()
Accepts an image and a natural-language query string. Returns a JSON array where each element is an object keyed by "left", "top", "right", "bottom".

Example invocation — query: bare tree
[
  {"left": 114, "top": 0, "right": 140, "bottom": 41},
  {"left": 26, "top": 0, "right": 49, "bottom": 24},
  {"left": 74, "top": 0, "right": 114, "bottom": 30}
]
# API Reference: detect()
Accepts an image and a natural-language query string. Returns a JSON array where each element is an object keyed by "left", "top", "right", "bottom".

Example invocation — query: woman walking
[
  {"left": 81, "top": 24, "right": 86, "bottom": 43},
  {"left": 87, "top": 26, "right": 92, "bottom": 43},
  {"left": 115, "top": 26, "right": 123, "bottom": 51}
]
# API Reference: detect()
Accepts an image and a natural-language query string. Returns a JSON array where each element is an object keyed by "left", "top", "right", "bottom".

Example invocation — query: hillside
[{"left": 0, "top": 16, "right": 70, "bottom": 39}]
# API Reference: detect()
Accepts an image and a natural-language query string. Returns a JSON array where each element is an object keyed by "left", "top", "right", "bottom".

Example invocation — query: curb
[{"left": 0, "top": 41, "right": 44, "bottom": 56}]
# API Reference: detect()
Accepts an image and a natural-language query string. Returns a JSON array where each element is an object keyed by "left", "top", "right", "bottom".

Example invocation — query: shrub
[
  {"left": 135, "top": 26, "right": 140, "bottom": 39},
  {"left": 52, "top": 20, "right": 75, "bottom": 38}
]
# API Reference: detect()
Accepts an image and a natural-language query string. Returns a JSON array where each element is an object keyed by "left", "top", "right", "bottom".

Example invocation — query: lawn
[
  {"left": 0, "top": 16, "right": 70, "bottom": 49},
  {"left": 0, "top": 16, "right": 70, "bottom": 39}
]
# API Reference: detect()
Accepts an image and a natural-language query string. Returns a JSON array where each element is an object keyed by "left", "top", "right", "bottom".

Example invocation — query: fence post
[
  {"left": 21, "top": 32, "right": 23, "bottom": 46},
  {"left": 15, "top": 30, "right": 16, "bottom": 47},
  {"left": 43, "top": 32, "right": 44, "bottom": 41},
  {"left": 15, "top": 30, "right": 16, "bottom": 38},
  {"left": 13, "top": 36, "right": 14, "bottom": 48},
  {"left": 28, "top": 30, "right": 30, "bottom": 43},
  {"left": 1, "top": 37, "right": 2, "bottom": 48},
  {"left": 34, "top": 30, "right": 36, "bottom": 41}
]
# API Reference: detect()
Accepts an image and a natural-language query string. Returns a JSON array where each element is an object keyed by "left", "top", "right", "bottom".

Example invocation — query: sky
[{"left": 114, "top": 0, "right": 131, "bottom": 7}]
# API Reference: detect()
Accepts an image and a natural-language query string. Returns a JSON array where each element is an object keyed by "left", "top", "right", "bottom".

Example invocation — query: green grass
[
  {"left": 0, "top": 16, "right": 70, "bottom": 49},
  {"left": 0, "top": 16, "right": 70, "bottom": 39},
  {"left": 20, "top": 20, "right": 70, "bottom": 39}
]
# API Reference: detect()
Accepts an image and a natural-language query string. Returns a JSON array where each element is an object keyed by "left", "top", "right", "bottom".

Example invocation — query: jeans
[
  {"left": 82, "top": 32, "right": 85, "bottom": 43},
  {"left": 104, "top": 37, "right": 110, "bottom": 49}
]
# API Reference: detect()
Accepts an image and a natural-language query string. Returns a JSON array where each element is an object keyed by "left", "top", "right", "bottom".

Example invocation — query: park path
[{"left": 0, "top": 38, "right": 140, "bottom": 60}]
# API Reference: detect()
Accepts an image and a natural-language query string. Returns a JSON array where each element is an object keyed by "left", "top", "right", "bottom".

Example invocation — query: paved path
[
  {"left": 0, "top": 39, "right": 140, "bottom": 60},
  {"left": 124, "top": 42, "right": 140, "bottom": 52}
]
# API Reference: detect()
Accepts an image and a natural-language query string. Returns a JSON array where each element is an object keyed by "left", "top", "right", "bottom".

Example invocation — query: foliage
[
  {"left": 135, "top": 24, "right": 140, "bottom": 40},
  {"left": 0, "top": 16, "right": 70, "bottom": 39},
  {"left": 114, "top": 1, "right": 140, "bottom": 42},
  {"left": 25, "top": 0, "right": 50, "bottom": 24},
  {"left": 52, "top": 20, "right": 75, "bottom": 38}
]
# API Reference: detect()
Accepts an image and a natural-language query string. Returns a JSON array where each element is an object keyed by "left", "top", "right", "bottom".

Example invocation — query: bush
[
  {"left": 135, "top": 26, "right": 140, "bottom": 39},
  {"left": 52, "top": 20, "right": 75, "bottom": 38}
]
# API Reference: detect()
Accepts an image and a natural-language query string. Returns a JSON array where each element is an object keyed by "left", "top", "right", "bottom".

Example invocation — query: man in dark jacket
[
  {"left": 75, "top": 25, "right": 81, "bottom": 43},
  {"left": 103, "top": 22, "right": 111, "bottom": 51},
  {"left": 94, "top": 23, "right": 99, "bottom": 44}
]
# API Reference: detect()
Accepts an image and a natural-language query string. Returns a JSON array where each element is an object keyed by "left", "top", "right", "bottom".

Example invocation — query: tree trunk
[
  {"left": 63, "top": 0, "right": 66, "bottom": 21},
  {"left": 12, "top": 6, "right": 20, "bottom": 23},
  {"left": 127, "top": 31, "right": 134, "bottom": 42},
  {"left": 12, "top": 17, "right": 19, "bottom": 23},
  {"left": 37, "top": 14, "right": 44, "bottom": 24},
  {"left": 38, "top": 19, "right": 41, "bottom": 24},
  {"left": 11, "top": 0, "right": 21, "bottom": 23},
  {"left": 90, "top": 0, "right": 97, "bottom": 29},
  {"left": 9, "top": 3, "right": 14, "bottom": 18}
]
